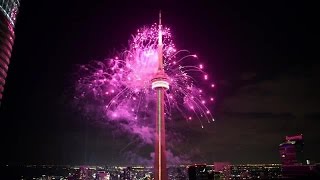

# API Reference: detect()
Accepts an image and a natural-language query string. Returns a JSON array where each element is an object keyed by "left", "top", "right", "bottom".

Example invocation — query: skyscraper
[
  {"left": 279, "top": 134, "right": 320, "bottom": 178},
  {"left": 279, "top": 134, "right": 304, "bottom": 165},
  {"left": 0, "top": 0, "right": 20, "bottom": 105}
]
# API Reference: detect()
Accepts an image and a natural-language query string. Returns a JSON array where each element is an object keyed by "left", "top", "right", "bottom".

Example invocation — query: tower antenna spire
[
  {"left": 158, "top": 10, "right": 163, "bottom": 70},
  {"left": 159, "top": 10, "right": 162, "bottom": 26}
]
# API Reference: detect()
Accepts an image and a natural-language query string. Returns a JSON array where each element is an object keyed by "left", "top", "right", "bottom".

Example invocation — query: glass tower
[{"left": 0, "top": 0, "right": 20, "bottom": 105}]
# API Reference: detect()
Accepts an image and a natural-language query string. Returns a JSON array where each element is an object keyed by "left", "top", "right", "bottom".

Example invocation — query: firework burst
[{"left": 75, "top": 23, "right": 215, "bottom": 138}]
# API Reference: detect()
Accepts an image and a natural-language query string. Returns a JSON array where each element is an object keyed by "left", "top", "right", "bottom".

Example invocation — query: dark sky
[{"left": 0, "top": 1, "right": 315, "bottom": 165}]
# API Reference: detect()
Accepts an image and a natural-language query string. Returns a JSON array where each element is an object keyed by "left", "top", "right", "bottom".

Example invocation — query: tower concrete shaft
[{"left": 154, "top": 87, "right": 167, "bottom": 180}]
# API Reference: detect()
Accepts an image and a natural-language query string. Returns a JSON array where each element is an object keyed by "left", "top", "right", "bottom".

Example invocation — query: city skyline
[{"left": 0, "top": 1, "right": 315, "bottom": 166}]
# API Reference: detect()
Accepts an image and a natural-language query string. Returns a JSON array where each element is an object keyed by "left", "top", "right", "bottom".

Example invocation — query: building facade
[{"left": 0, "top": 0, "right": 20, "bottom": 105}]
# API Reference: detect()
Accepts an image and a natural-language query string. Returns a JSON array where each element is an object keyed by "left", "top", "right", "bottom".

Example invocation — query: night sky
[{"left": 1, "top": 1, "right": 315, "bottom": 165}]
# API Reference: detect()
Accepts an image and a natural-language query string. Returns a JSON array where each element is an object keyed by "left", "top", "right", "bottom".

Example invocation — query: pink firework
[{"left": 75, "top": 23, "right": 215, "bottom": 133}]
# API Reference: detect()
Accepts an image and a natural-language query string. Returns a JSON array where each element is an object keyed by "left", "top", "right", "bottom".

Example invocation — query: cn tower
[{"left": 151, "top": 11, "right": 169, "bottom": 180}]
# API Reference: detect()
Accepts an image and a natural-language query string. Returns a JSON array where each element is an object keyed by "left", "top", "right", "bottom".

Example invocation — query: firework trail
[{"left": 74, "top": 23, "right": 215, "bottom": 145}]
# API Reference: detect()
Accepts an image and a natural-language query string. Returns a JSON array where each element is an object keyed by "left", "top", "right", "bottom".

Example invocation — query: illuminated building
[
  {"left": 214, "top": 162, "right": 231, "bottom": 179},
  {"left": 187, "top": 164, "right": 214, "bottom": 180},
  {"left": 96, "top": 171, "right": 110, "bottom": 180},
  {"left": 279, "top": 135, "right": 320, "bottom": 178},
  {"left": 0, "top": 0, "right": 20, "bottom": 105},
  {"left": 123, "top": 167, "right": 132, "bottom": 179},
  {"left": 152, "top": 11, "right": 169, "bottom": 180},
  {"left": 279, "top": 134, "right": 304, "bottom": 165}
]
